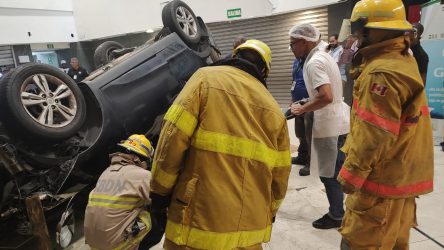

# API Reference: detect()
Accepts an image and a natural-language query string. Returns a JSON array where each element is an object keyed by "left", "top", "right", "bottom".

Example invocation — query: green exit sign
[{"left": 227, "top": 8, "right": 241, "bottom": 18}]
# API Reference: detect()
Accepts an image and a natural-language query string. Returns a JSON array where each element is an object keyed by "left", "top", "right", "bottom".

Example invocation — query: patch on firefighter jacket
[{"left": 370, "top": 83, "right": 388, "bottom": 96}]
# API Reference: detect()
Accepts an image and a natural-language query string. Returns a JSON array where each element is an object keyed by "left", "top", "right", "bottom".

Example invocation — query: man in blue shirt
[{"left": 290, "top": 58, "right": 312, "bottom": 176}]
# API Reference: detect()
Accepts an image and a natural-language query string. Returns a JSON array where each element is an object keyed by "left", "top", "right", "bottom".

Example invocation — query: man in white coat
[{"left": 289, "top": 23, "right": 350, "bottom": 229}]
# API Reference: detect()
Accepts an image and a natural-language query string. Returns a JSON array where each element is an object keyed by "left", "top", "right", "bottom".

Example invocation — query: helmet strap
[
  {"left": 261, "top": 67, "right": 269, "bottom": 81},
  {"left": 124, "top": 148, "right": 149, "bottom": 162},
  {"left": 351, "top": 17, "right": 368, "bottom": 34},
  {"left": 359, "top": 28, "right": 371, "bottom": 49},
  {"left": 402, "top": 36, "right": 410, "bottom": 56}
]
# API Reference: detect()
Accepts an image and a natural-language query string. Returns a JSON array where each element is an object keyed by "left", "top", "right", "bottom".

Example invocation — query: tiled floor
[
  {"left": 274, "top": 119, "right": 444, "bottom": 250},
  {"left": 263, "top": 148, "right": 444, "bottom": 250},
  {"left": 68, "top": 121, "right": 444, "bottom": 250}
]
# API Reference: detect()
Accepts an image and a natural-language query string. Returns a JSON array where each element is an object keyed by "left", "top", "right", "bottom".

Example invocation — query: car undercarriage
[{"left": 0, "top": 1, "right": 220, "bottom": 248}]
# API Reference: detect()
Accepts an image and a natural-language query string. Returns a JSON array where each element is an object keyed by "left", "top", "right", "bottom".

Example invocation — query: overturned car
[{"left": 0, "top": 0, "right": 219, "bottom": 247}]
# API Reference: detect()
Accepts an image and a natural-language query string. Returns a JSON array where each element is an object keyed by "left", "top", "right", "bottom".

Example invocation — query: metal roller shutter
[
  {"left": 0, "top": 45, "right": 16, "bottom": 73},
  {"left": 207, "top": 7, "right": 328, "bottom": 107}
]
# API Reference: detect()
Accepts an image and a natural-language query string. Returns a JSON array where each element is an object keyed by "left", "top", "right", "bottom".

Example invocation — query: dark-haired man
[{"left": 410, "top": 22, "right": 429, "bottom": 85}]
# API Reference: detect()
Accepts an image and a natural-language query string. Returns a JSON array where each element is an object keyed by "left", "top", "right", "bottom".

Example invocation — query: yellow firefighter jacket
[
  {"left": 150, "top": 65, "right": 291, "bottom": 249},
  {"left": 84, "top": 153, "right": 152, "bottom": 250},
  {"left": 338, "top": 36, "right": 434, "bottom": 198}
]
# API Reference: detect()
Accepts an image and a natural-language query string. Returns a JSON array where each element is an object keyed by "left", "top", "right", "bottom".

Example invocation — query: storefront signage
[{"left": 421, "top": 0, "right": 444, "bottom": 143}]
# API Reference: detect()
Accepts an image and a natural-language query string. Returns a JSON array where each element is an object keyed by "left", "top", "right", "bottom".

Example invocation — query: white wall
[
  {"left": 0, "top": 0, "right": 77, "bottom": 45},
  {"left": 0, "top": 0, "right": 72, "bottom": 11},
  {"left": 72, "top": 0, "right": 273, "bottom": 41},
  {"left": 271, "top": 0, "right": 340, "bottom": 13},
  {"left": 0, "top": 15, "right": 77, "bottom": 45},
  {"left": 1, "top": 0, "right": 341, "bottom": 44},
  {"left": 183, "top": 0, "right": 273, "bottom": 22},
  {"left": 72, "top": 0, "right": 163, "bottom": 41}
]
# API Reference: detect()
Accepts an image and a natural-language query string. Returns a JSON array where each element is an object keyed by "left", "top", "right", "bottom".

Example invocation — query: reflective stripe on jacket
[
  {"left": 84, "top": 153, "right": 152, "bottom": 250},
  {"left": 338, "top": 36, "right": 434, "bottom": 198},
  {"left": 151, "top": 66, "right": 291, "bottom": 249}
]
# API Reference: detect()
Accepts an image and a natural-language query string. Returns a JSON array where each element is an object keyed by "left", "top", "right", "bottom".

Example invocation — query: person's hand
[
  {"left": 290, "top": 103, "right": 304, "bottom": 116},
  {"left": 341, "top": 182, "right": 356, "bottom": 194}
]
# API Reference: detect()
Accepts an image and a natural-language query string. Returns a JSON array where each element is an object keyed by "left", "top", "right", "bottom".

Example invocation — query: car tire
[
  {"left": 209, "top": 46, "right": 221, "bottom": 63},
  {"left": 162, "top": 0, "right": 202, "bottom": 45},
  {"left": 93, "top": 41, "right": 124, "bottom": 68},
  {"left": 153, "top": 27, "right": 172, "bottom": 42},
  {"left": 0, "top": 63, "right": 86, "bottom": 141}
]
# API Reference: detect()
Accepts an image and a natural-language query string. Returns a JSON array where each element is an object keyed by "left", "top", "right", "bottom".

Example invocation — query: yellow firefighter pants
[
  {"left": 164, "top": 239, "right": 263, "bottom": 250},
  {"left": 339, "top": 192, "right": 416, "bottom": 250}
]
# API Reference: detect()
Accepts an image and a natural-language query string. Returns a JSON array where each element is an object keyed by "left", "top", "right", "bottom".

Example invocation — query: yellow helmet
[
  {"left": 118, "top": 134, "right": 154, "bottom": 158},
  {"left": 233, "top": 39, "right": 272, "bottom": 74},
  {"left": 351, "top": 0, "right": 412, "bottom": 31}
]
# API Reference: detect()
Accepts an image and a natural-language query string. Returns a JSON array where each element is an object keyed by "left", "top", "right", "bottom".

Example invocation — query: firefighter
[
  {"left": 149, "top": 39, "right": 291, "bottom": 249},
  {"left": 337, "top": 0, "right": 434, "bottom": 249},
  {"left": 84, "top": 134, "right": 163, "bottom": 250}
]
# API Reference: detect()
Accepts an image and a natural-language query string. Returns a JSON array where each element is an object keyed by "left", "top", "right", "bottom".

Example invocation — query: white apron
[
  {"left": 304, "top": 43, "right": 351, "bottom": 178},
  {"left": 311, "top": 136, "right": 338, "bottom": 177}
]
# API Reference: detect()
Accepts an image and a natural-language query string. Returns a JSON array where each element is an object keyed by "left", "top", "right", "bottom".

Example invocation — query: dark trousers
[
  {"left": 294, "top": 112, "right": 313, "bottom": 164},
  {"left": 343, "top": 64, "right": 354, "bottom": 107},
  {"left": 138, "top": 229, "right": 163, "bottom": 249},
  {"left": 340, "top": 238, "right": 351, "bottom": 250},
  {"left": 319, "top": 134, "right": 346, "bottom": 220},
  {"left": 138, "top": 212, "right": 166, "bottom": 250}
]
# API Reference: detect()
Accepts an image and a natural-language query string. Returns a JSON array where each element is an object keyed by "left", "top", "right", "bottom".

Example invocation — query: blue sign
[{"left": 422, "top": 40, "right": 444, "bottom": 119}]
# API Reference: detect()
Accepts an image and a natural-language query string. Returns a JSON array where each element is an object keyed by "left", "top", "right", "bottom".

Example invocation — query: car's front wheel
[{"left": 0, "top": 63, "right": 86, "bottom": 141}]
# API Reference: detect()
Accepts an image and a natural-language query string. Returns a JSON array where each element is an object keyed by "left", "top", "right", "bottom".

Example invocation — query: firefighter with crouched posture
[{"left": 84, "top": 134, "right": 165, "bottom": 250}]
